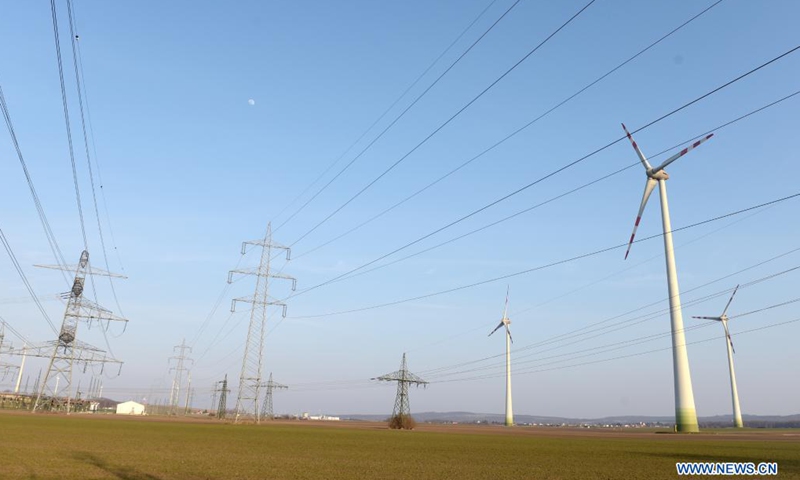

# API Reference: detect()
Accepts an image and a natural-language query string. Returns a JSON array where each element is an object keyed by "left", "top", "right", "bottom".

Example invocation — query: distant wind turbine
[
  {"left": 692, "top": 285, "right": 744, "bottom": 428},
  {"left": 621, "top": 123, "right": 714, "bottom": 433},
  {"left": 488, "top": 286, "right": 513, "bottom": 427}
]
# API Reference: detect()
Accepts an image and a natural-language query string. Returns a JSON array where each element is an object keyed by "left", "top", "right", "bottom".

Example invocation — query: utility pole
[
  {"left": 260, "top": 372, "right": 288, "bottom": 420},
  {"left": 374, "top": 353, "right": 428, "bottom": 429},
  {"left": 168, "top": 339, "right": 193, "bottom": 415},
  {"left": 32, "top": 251, "right": 127, "bottom": 413},
  {"left": 216, "top": 374, "right": 230, "bottom": 420},
  {"left": 228, "top": 223, "right": 296, "bottom": 424}
]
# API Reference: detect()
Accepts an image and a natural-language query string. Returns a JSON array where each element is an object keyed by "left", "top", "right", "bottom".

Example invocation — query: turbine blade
[
  {"left": 723, "top": 321, "right": 735, "bottom": 354},
  {"left": 721, "top": 284, "right": 740, "bottom": 317},
  {"left": 503, "top": 286, "right": 510, "bottom": 320},
  {"left": 621, "top": 123, "right": 653, "bottom": 170},
  {"left": 624, "top": 178, "right": 658, "bottom": 260},
  {"left": 652, "top": 133, "right": 714, "bottom": 173},
  {"left": 692, "top": 316, "right": 722, "bottom": 321},
  {"left": 505, "top": 323, "right": 513, "bottom": 344},
  {"left": 488, "top": 322, "right": 504, "bottom": 337}
]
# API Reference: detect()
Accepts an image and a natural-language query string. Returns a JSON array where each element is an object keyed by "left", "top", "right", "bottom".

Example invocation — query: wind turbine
[
  {"left": 621, "top": 123, "right": 714, "bottom": 433},
  {"left": 692, "top": 285, "right": 743, "bottom": 428},
  {"left": 488, "top": 287, "right": 513, "bottom": 427}
]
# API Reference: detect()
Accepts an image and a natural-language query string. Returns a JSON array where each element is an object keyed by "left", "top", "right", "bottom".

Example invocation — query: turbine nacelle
[
  {"left": 646, "top": 169, "right": 670, "bottom": 181},
  {"left": 488, "top": 286, "right": 513, "bottom": 343},
  {"left": 620, "top": 123, "right": 714, "bottom": 260},
  {"left": 692, "top": 285, "right": 739, "bottom": 354}
]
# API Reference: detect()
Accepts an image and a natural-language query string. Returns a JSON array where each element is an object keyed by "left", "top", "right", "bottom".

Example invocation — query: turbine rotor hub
[{"left": 646, "top": 168, "right": 669, "bottom": 180}]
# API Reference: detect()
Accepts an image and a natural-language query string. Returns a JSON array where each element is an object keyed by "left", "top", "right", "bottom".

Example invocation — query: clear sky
[{"left": 1, "top": 0, "right": 799, "bottom": 419}]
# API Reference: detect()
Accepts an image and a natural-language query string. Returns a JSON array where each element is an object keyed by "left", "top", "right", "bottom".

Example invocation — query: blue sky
[{"left": 1, "top": 0, "right": 799, "bottom": 418}]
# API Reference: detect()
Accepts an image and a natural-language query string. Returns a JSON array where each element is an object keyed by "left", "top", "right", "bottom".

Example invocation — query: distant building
[
  {"left": 301, "top": 412, "right": 340, "bottom": 421},
  {"left": 115, "top": 400, "right": 145, "bottom": 415}
]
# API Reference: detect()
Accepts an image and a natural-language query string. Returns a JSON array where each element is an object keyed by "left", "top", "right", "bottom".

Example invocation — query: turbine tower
[
  {"left": 260, "top": 372, "right": 288, "bottom": 420},
  {"left": 32, "top": 250, "right": 127, "bottom": 413},
  {"left": 228, "top": 223, "right": 296, "bottom": 423},
  {"left": 488, "top": 287, "right": 514, "bottom": 426},
  {"left": 692, "top": 285, "right": 743, "bottom": 428},
  {"left": 373, "top": 353, "right": 427, "bottom": 429},
  {"left": 621, "top": 124, "right": 714, "bottom": 432}
]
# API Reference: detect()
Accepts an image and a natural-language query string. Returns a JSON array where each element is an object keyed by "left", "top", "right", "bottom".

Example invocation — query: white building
[{"left": 115, "top": 400, "right": 145, "bottom": 415}]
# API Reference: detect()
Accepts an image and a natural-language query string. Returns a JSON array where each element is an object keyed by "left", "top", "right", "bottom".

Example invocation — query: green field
[{"left": 1, "top": 413, "right": 798, "bottom": 479}]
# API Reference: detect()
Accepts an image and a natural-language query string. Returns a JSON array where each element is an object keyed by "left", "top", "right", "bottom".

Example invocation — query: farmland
[{"left": 1, "top": 411, "right": 798, "bottom": 479}]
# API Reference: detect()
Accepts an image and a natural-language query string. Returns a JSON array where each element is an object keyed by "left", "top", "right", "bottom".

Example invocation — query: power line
[
  {"left": 273, "top": 0, "right": 524, "bottom": 234},
  {"left": 288, "top": 49, "right": 800, "bottom": 301},
  {"left": 291, "top": 191, "right": 800, "bottom": 318},
  {"left": 294, "top": 0, "right": 726, "bottom": 260},
  {"left": 0, "top": 86, "right": 69, "bottom": 284},
  {"left": 432, "top": 315, "right": 800, "bottom": 384},
  {"left": 270, "top": 0, "right": 502, "bottom": 226},
  {"left": 417, "top": 252, "right": 800, "bottom": 377},
  {"left": 65, "top": 0, "right": 125, "bottom": 321},
  {"left": 283, "top": 1, "right": 597, "bottom": 245},
  {"left": 427, "top": 280, "right": 800, "bottom": 380},
  {"left": 49, "top": 0, "right": 88, "bottom": 250},
  {"left": 0, "top": 315, "right": 32, "bottom": 346},
  {"left": 0, "top": 230, "right": 58, "bottom": 335}
]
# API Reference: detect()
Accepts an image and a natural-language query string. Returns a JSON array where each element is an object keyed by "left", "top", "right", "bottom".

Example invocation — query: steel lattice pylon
[
  {"left": 168, "top": 339, "right": 193, "bottom": 415},
  {"left": 216, "top": 374, "right": 230, "bottom": 419},
  {"left": 32, "top": 250, "right": 126, "bottom": 413},
  {"left": 374, "top": 353, "right": 427, "bottom": 428},
  {"left": 260, "top": 372, "right": 288, "bottom": 420},
  {"left": 228, "top": 223, "right": 296, "bottom": 423}
]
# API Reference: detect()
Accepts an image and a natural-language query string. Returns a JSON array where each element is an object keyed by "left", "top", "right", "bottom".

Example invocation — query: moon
[{"left": 247, "top": 99, "right": 256, "bottom": 106}]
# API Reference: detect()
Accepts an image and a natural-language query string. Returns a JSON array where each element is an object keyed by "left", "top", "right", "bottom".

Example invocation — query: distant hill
[{"left": 339, "top": 411, "right": 800, "bottom": 427}]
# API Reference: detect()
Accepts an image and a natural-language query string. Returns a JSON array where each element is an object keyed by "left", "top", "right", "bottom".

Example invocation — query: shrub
[{"left": 388, "top": 414, "right": 416, "bottom": 430}]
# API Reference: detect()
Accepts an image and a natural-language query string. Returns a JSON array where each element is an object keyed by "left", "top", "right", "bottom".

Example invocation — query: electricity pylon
[
  {"left": 216, "top": 374, "right": 229, "bottom": 419},
  {"left": 374, "top": 353, "right": 428, "bottom": 429},
  {"left": 32, "top": 250, "right": 127, "bottom": 413},
  {"left": 0, "top": 323, "right": 20, "bottom": 380},
  {"left": 228, "top": 223, "right": 296, "bottom": 424},
  {"left": 168, "top": 339, "right": 193, "bottom": 415},
  {"left": 260, "top": 372, "right": 288, "bottom": 420}
]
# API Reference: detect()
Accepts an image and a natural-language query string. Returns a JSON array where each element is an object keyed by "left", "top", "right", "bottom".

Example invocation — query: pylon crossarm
[
  {"left": 242, "top": 239, "right": 291, "bottom": 259},
  {"left": 33, "top": 263, "right": 127, "bottom": 279},
  {"left": 19, "top": 340, "right": 121, "bottom": 364},
  {"left": 70, "top": 298, "right": 128, "bottom": 323}
]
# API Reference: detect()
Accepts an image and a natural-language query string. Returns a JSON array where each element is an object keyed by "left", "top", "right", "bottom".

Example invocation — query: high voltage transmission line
[
  {"left": 425, "top": 292, "right": 800, "bottom": 381},
  {"left": 432, "top": 315, "right": 800, "bottom": 384},
  {"left": 292, "top": 0, "right": 725, "bottom": 261},
  {"left": 282, "top": 0, "right": 597, "bottom": 246},
  {"left": 184, "top": 248, "right": 800, "bottom": 396},
  {"left": 294, "top": 88, "right": 800, "bottom": 291},
  {"left": 49, "top": 0, "right": 88, "bottom": 250},
  {"left": 184, "top": 1, "right": 730, "bottom": 358},
  {"left": 0, "top": 86, "right": 69, "bottom": 285},
  {"left": 289, "top": 191, "right": 800, "bottom": 319},
  {"left": 415, "top": 257, "right": 800, "bottom": 379},
  {"left": 184, "top": 0, "right": 515, "bottom": 358},
  {"left": 271, "top": 0, "right": 508, "bottom": 230},
  {"left": 64, "top": 0, "right": 126, "bottom": 319},
  {"left": 284, "top": 47, "right": 799, "bottom": 302}
]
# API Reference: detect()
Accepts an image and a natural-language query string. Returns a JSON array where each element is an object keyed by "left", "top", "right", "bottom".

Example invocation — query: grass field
[{"left": 1, "top": 412, "right": 798, "bottom": 479}]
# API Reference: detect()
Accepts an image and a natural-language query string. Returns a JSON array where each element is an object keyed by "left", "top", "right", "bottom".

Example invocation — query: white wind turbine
[
  {"left": 692, "top": 285, "right": 744, "bottom": 428},
  {"left": 488, "top": 287, "right": 514, "bottom": 427},
  {"left": 621, "top": 123, "right": 714, "bottom": 433}
]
